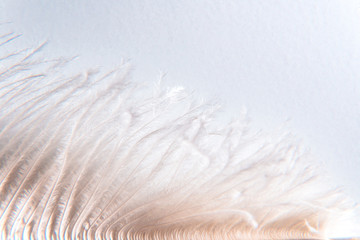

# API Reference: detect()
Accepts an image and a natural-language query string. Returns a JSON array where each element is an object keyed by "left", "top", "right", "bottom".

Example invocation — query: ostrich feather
[{"left": 0, "top": 35, "right": 358, "bottom": 240}]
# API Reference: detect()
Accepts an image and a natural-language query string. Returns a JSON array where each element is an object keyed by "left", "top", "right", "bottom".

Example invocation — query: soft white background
[{"left": 1, "top": 0, "right": 360, "bottom": 234}]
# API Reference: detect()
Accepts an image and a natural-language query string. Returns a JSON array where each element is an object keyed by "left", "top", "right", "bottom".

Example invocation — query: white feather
[{"left": 0, "top": 35, "right": 358, "bottom": 239}]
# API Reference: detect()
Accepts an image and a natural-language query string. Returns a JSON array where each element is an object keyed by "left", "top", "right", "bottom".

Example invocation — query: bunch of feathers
[{"left": 0, "top": 33, "right": 358, "bottom": 239}]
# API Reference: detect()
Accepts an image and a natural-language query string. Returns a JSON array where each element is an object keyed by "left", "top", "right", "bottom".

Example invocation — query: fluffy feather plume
[{"left": 0, "top": 34, "right": 358, "bottom": 239}]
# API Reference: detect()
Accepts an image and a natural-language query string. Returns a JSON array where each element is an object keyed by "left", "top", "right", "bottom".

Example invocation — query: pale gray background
[{"left": 1, "top": 0, "right": 360, "bottom": 235}]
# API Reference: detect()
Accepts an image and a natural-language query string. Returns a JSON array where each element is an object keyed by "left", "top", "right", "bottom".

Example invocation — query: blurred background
[{"left": 1, "top": 0, "right": 360, "bottom": 230}]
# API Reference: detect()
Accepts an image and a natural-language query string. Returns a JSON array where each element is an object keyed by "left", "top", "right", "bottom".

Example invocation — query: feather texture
[{"left": 0, "top": 35, "right": 358, "bottom": 239}]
